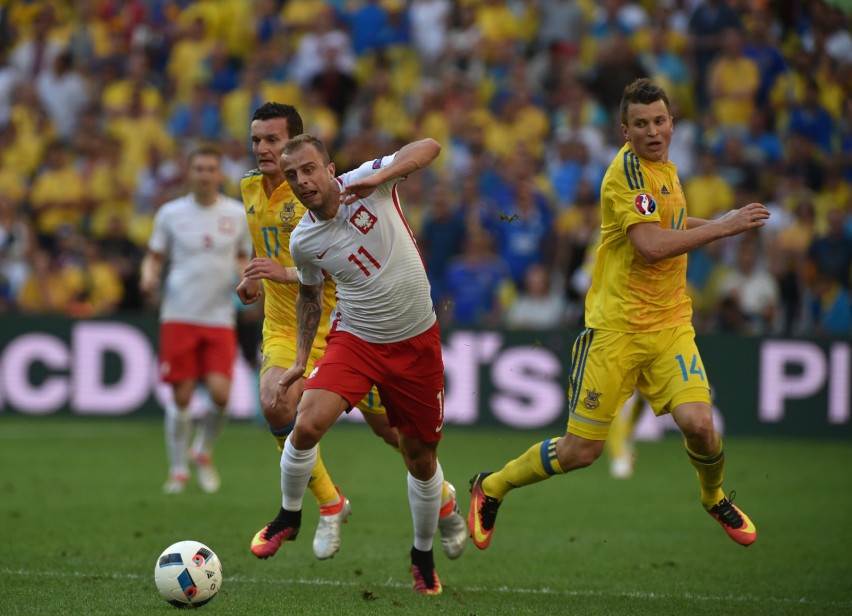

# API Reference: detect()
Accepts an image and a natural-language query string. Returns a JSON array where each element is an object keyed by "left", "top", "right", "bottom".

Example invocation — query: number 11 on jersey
[{"left": 348, "top": 246, "right": 381, "bottom": 276}]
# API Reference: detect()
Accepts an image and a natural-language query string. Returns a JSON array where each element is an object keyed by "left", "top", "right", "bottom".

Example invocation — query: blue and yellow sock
[
  {"left": 686, "top": 437, "right": 725, "bottom": 509},
  {"left": 483, "top": 438, "right": 564, "bottom": 500}
]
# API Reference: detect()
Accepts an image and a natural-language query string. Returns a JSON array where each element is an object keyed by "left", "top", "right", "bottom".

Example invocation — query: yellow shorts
[
  {"left": 260, "top": 334, "right": 385, "bottom": 415},
  {"left": 260, "top": 335, "right": 323, "bottom": 377},
  {"left": 566, "top": 324, "right": 711, "bottom": 441},
  {"left": 354, "top": 386, "right": 385, "bottom": 415}
]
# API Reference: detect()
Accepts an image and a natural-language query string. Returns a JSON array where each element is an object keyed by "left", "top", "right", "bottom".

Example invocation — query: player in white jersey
[
  {"left": 249, "top": 134, "right": 450, "bottom": 595},
  {"left": 140, "top": 147, "right": 251, "bottom": 494}
]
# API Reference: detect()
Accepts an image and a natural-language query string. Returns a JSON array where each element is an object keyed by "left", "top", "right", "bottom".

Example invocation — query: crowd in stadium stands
[{"left": 0, "top": 0, "right": 850, "bottom": 336}]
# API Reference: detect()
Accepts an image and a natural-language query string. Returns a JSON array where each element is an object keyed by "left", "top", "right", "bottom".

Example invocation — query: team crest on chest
[
  {"left": 350, "top": 206, "right": 377, "bottom": 234},
  {"left": 583, "top": 388, "right": 602, "bottom": 410},
  {"left": 634, "top": 193, "right": 657, "bottom": 216},
  {"left": 280, "top": 200, "right": 298, "bottom": 231}
]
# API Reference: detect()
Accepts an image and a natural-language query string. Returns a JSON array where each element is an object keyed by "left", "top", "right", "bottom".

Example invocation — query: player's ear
[
  {"left": 327, "top": 162, "right": 335, "bottom": 177},
  {"left": 620, "top": 123, "right": 629, "bottom": 141}
]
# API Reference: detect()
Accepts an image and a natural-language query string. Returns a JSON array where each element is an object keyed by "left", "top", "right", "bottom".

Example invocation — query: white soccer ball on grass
[{"left": 154, "top": 540, "right": 222, "bottom": 608}]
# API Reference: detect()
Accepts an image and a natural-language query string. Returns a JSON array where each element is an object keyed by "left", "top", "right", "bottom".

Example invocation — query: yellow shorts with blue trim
[
  {"left": 566, "top": 324, "right": 711, "bottom": 441},
  {"left": 354, "top": 386, "right": 385, "bottom": 415},
  {"left": 260, "top": 334, "right": 384, "bottom": 415}
]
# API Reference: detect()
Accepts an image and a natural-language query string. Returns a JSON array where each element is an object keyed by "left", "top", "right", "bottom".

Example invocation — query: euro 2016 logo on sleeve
[{"left": 634, "top": 193, "right": 657, "bottom": 216}]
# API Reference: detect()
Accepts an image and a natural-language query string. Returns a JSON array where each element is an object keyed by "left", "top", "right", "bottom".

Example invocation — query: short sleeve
[
  {"left": 289, "top": 234, "right": 325, "bottom": 286},
  {"left": 606, "top": 149, "right": 661, "bottom": 235},
  {"left": 339, "top": 153, "right": 398, "bottom": 200},
  {"left": 148, "top": 205, "right": 170, "bottom": 253}
]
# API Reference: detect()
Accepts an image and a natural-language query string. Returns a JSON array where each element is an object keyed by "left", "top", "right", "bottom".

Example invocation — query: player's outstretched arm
[
  {"left": 628, "top": 202, "right": 769, "bottom": 264},
  {"left": 342, "top": 138, "right": 441, "bottom": 204}
]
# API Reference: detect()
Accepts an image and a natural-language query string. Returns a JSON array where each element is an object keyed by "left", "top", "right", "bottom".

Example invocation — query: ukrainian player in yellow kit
[
  {"left": 468, "top": 79, "right": 768, "bottom": 551},
  {"left": 236, "top": 103, "right": 466, "bottom": 562}
]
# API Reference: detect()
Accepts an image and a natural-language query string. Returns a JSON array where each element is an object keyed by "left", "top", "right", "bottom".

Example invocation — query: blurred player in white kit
[{"left": 140, "top": 147, "right": 251, "bottom": 494}]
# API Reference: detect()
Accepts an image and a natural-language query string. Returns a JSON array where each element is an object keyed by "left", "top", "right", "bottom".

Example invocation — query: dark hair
[
  {"left": 619, "top": 78, "right": 672, "bottom": 125},
  {"left": 282, "top": 134, "right": 330, "bottom": 164},
  {"left": 251, "top": 102, "right": 304, "bottom": 137}
]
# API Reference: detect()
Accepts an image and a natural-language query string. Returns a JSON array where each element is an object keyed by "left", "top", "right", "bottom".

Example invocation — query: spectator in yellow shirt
[
  {"left": 707, "top": 28, "right": 759, "bottom": 131},
  {"left": 684, "top": 150, "right": 735, "bottom": 221},
  {"left": 29, "top": 142, "right": 86, "bottom": 245},
  {"left": 16, "top": 248, "right": 74, "bottom": 313}
]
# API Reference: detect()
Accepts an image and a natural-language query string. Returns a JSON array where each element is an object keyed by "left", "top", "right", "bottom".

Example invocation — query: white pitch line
[{"left": 1, "top": 567, "right": 849, "bottom": 609}]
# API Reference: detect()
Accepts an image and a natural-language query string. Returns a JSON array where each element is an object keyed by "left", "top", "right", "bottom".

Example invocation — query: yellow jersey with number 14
[
  {"left": 240, "top": 170, "right": 335, "bottom": 344},
  {"left": 584, "top": 143, "right": 692, "bottom": 333}
]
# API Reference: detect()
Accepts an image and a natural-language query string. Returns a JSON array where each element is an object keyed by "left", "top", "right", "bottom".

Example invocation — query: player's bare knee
[
  {"left": 406, "top": 455, "right": 437, "bottom": 481},
  {"left": 290, "top": 424, "right": 322, "bottom": 449},
  {"left": 399, "top": 444, "right": 437, "bottom": 480},
  {"left": 681, "top": 418, "right": 717, "bottom": 452},
  {"left": 209, "top": 392, "right": 230, "bottom": 408},
  {"left": 261, "top": 394, "right": 295, "bottom": 427},
  {"left": 557, "top": 435, "right": 604, "bottom": 471}
]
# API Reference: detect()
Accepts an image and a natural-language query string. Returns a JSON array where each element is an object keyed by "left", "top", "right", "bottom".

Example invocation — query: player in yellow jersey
[
  {"left": 468, "top": 79, "right": 768, "bottom": 551},
  {"left": 236, "top": 103, "right": 467, "bottom": 562}
]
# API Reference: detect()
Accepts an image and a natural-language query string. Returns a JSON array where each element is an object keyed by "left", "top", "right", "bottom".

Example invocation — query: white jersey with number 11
[{"left": 289, "top": 154, "right": 435, "bottom": 344}]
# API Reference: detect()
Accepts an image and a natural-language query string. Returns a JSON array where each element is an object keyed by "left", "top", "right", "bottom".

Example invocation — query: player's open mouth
[{"left": 301, "top": 190, "right": 317, "bottom": 199}]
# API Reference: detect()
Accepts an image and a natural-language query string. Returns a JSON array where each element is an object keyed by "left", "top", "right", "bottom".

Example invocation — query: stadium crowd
[{"left": 0, "top": 0, "right": 850, "bottom": 336}]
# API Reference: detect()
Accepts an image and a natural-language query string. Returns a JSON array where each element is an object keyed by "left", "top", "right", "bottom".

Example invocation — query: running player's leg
[
  {"left": 469, "top": 329, "right": 637, "bottom": 549},
  {"left": 373, "top": 322, "right": 447, "bottom": 592},
  {"left": 645, "top": 324, "right": 756, "bottom": 546},
  {"left": 260, "top": 362, "right": 339, "bottom": 508},
  {"left": 191, "top": 327, "right": 237, "bottom": 493},
  {"left": 672, "top": 401, "right": 755, "bottom": 546},
  {"left": 191, "top": 373, "right": 229, "bottom": 493},
  {"left": 252, "top": 388, "right": 350, "bottom": 559},
  {"left": 359, "top": 393, "right": 466, "bottom": 559},
  {"left": 159, "top": 323, "right": 200, "bottom": 494},
  {"left": 399, "top": 433, "right": 443, "bottom": 595},
  {"left": 164, "top": 378, "right": 195, "bottom": 493}
]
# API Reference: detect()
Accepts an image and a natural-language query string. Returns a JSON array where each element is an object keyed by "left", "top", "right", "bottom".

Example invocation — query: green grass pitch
[{"left": 1, "top": 416, "right": 850, "bottom": 615}]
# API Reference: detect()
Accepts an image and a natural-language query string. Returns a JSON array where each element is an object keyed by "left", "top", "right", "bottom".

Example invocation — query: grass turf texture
[{"left": 1, "top": 416, "right": 850, "bottom": 615}]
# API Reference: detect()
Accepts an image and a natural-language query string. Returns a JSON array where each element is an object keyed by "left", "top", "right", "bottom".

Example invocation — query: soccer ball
[{"left": 154, "top": 540, "right": 223, "bottom": 608}]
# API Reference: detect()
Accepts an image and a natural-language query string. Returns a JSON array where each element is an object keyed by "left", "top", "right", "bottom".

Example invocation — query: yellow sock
[
  {"left": 270, "top": 423, "right": 294, "bottom": 453},
  {"left": 483, "top": 438, "right": 564, "bottom": 500},
  {"left": 307, "top": 444, "right": 339, "bottom": 506},
  {"left": 686, "top": 438, "right": 725, "bottom": 509},
  {"left": 606, "top": 408, "right": 632, "bottom": 461},
  {"left": 272, "top": 432, "right": 287, "bottom": 453},
  {"left": 627, "top": 395, "right": 644, "bottom": 429}
]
